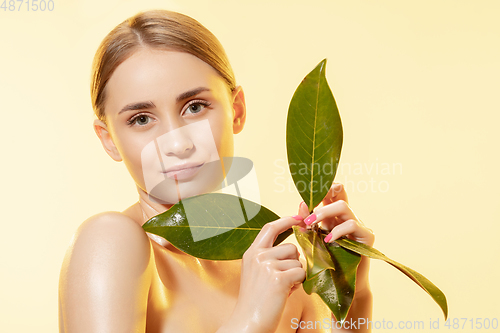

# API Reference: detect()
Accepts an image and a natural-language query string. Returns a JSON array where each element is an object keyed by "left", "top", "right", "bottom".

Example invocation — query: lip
[{"left": 163, "top": 162, "right": 205, "bottom": 180}]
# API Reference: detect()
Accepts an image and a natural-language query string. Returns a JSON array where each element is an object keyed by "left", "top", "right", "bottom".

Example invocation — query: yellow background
[{"left": 1, "top": 0, "right": 499, "bottom": 331}]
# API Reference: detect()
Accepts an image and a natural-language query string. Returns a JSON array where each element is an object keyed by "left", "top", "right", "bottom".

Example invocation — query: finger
[
  {"left": 261, "top": 243, "right": 300, "bottom": 261},
  {"left": 288, "top": 281, "right": 303, "bottom": 297},
  {"left": 323, "top": 183, "right": 349, "bottom": 205},
  {"left": 299, "top": 201, "right": 309, "bottom": 218},
  {"left": 291, "top": 202, "right": 309, "bottom": 229},
  {"left": 288, "top": 284, "right": 300, "bottom": 297},
  {"left": 316, "top": 183, "right": 349, "bottom": 230},
  {"left": 276, "top": 268, "right": 306, "bottom": 294},
  {"left": 319, "top": 216, "right": 342, "bottom": 232},
  {"left": 281, "top": 267, "right": 306, "bottom": 286},
  {"left": 275, "top": 259, "right": 303, "bottom": 271},
  {"left": 323, "top": 219, "right": 375, "bottom": 246},
  {"left": 253, "top": 216, "right": 302, "bottom": 248},
  {"left": 304, "top": 199, "right": 357, "bottom": 226}
]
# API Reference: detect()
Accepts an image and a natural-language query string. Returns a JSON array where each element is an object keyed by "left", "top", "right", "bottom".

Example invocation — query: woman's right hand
[{"left": 225, "top": 215, "right": 306, "bottom": 333}]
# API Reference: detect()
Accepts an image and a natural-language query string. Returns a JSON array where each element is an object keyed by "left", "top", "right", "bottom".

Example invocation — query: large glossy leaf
[
  {"left": 286, "top": 59, "right": 343, "bottom": 212},
  {"left": 142, "top": 193, "right": 291, "bottom": 260},
  {"left": 336, "top": 238, "right": 448, "bottom": 320},
  {"left": 293, "top": 226, "right": 336, "bottom": 277},
  {"left": 294, "top": 226, "right": 361, "bottom": 322}
]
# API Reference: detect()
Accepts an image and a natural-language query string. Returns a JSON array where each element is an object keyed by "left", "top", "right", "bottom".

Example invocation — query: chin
[{"left": 148, "top": 177, "right": 224, "bottom": 205}]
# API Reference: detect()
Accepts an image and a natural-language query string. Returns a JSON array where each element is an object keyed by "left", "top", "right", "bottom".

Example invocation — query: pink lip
[{"left": 163, "top": 162, "right": 205, "bottom": 180}]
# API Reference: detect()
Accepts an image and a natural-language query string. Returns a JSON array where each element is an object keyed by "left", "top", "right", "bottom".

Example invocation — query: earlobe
[
  {"left": 231, "top": 86, "right": 246, "bottom": 134},
  {"left": 93, "top": 119, "right": 122, "bottom": 162}
]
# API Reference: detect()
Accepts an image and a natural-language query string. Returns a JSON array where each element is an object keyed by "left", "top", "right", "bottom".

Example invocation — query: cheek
[
  {"left": 113, "top": 129, "right": 152, "bottom": 185},
  {"left": 206, "top": 112, "right": 234, "bottom": 158},
  {"left": 189, "top": 119, "right": 223, "bottom": 161},
  {"left": 117, "top": 135, "right": 144, "bottom": 164},
  {"left": 140, "top": 138, "right": 167, "bottom": 195}
]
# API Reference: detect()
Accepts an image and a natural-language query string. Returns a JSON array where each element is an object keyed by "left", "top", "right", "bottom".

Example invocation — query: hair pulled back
[{"left": 91, "top": 9, "right": 236, "bottom": 122}]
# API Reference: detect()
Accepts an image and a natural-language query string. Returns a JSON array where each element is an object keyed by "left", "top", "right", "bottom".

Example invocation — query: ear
[
  {"left": 93, "top": 119, "right": 122, "bottom": 162},
  {"left": 231, "top": 85, "right": 246, "bottom": 134}
]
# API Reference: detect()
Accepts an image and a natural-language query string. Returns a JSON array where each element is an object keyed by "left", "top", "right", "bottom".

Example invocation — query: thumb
[{"left": 298, "top": 201, "right": 309, "bottom": 218}]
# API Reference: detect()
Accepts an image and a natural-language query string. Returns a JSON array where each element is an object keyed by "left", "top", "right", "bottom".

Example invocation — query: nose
[{"left": 158, "top": 124, "right": 194, "bottom": 157}]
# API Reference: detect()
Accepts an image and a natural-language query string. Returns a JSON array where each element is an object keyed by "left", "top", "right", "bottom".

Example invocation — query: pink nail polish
[
  {"left": 292, "top": 215, "right": 303, "bottom": 221},
  {"left": 304, "top": 214, "right": 316, "bottom": 225},
  {"left": 324, "top": 233, "right": 333, "bottom": 243}
]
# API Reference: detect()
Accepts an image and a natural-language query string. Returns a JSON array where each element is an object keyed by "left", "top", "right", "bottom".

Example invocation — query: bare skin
[
  {"left": 119, "top": 193, "right": 318, "bottom": 333},
  {"left": 58, "top": 48, "right": 374, "bottom": 332}
]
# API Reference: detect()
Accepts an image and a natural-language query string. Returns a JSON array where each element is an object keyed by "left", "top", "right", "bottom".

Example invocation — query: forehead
[{"left": 105, "top": 48, "right": 228, "bottom": 111}]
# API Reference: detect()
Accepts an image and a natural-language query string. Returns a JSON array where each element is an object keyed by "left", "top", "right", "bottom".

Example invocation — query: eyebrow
[
  {"left": 118, "top": 87, "right": 211, "bottom": 115},
  {"left": 118, "top": 101, "right": 156, "bottom": 114},
  {"left": 176, "top": 87, "right": 211, "bottom": 103}
]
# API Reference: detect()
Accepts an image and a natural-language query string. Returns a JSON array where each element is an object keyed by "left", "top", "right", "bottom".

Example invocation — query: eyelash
[
  {"left": 126, "top": 100, "right": 212, "bottom": 127},
  {"left": 183, "top": 99, "right": 211, "bottom": 116},
  {"left": 127, "top": 112, "right": 152, "bottom": 126}
]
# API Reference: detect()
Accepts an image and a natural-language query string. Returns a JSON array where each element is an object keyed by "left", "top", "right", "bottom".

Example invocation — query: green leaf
[
  {"left": 142, "top": 193, "right": 287, "bottom": 260},
  {"left": 286, "top": 59, "right": 343, "bottom": 212},
  {"left": 293, "top": 226, "right": 361, "bottom": 322},
  {"left": 336, "top": 238, "right": 448, "bottom": 320},
  {"left": 293, "top": 226, "right": 336, "bottom": 277}
]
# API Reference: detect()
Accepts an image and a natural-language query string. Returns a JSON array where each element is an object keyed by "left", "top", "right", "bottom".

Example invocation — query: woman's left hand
[{"left": 295, "top": 182, "right": 374, "bottom": 294}]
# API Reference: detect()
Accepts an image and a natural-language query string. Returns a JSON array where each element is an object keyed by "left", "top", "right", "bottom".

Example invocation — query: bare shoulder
[
  {"left": 60, "top": 211, "right": 153, "bottom": 283},
  {"left": 79, "top": 210, "right": 146, "bottom": 235},
  {"left": 78, "top": 210, "right": 149, "bottom": 245},
  {"left": 59, "top": 211, "right": 153, "bottom": 332},
  {"left": 63, "top": 211, "right": 151, "bottom": 270}
]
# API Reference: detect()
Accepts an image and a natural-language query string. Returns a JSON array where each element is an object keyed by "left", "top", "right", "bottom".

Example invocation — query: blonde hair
[{"left": 90, "top": 9, "right": 236, "bottom": 122}]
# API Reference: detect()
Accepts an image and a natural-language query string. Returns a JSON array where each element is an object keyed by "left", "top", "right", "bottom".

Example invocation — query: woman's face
[{"left": 96, "top": 48, "right": 245, "bottom": 204}]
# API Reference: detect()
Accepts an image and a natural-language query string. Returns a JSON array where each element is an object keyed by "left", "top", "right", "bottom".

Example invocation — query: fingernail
[
  {"left": 292, "top": 215, "right": 303, "bottom": 221},
  {"left": 304, "top": 214, "right": 316, "bottom": 225},
  {"left": 324, "top": 233, "right": 333, "bottom": 243}
]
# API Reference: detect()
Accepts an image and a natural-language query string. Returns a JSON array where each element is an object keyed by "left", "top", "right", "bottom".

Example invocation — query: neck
[
  {"left": 135, "top": 185, "right": 179, "bottom": 249},
  {"left": 136, "top": 185, "right": 174, "bottom": 223}
]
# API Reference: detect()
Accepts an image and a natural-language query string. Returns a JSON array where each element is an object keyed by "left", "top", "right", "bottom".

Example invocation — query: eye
[
  {"left": 127, "top": 113, "right": 153, "bottom": 127},
  {"left": 183, "top": 100, "right": 211, "bottom": 116}
]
